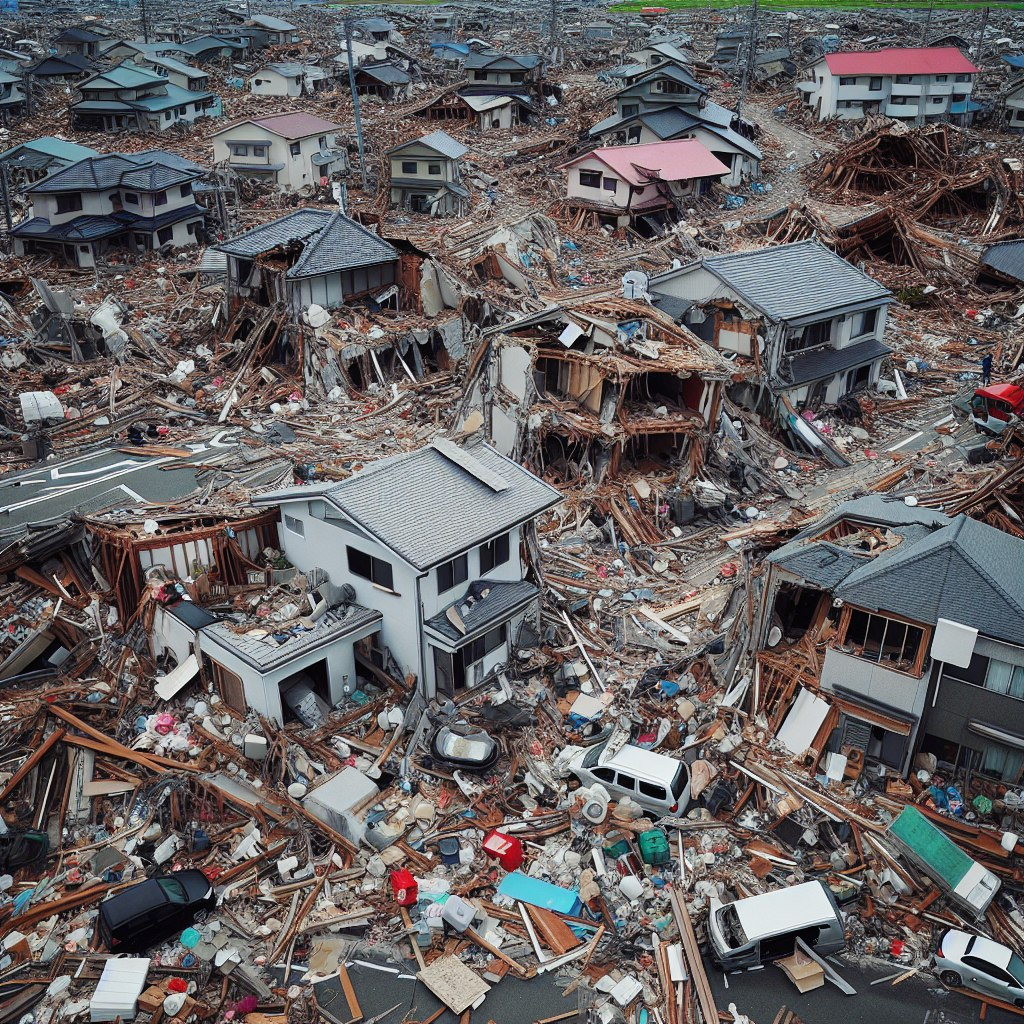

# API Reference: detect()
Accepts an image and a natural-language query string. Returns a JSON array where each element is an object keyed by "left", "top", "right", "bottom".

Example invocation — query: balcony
[
  {"left": 837, "top": 85, "right": 886, "bottom": 101},
  {"left": 927, "top": 81, "right": 954, "bottom": 95},
  {"left": 889, "top": 81, "right": 923, "bottom": 97},
  {"left": 883, "top": 101, "right": 920, "bottom": 118}
]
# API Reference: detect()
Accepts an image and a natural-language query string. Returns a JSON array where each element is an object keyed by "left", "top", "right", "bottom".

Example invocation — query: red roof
[
  {"left": 215, "top": 111, "right": 341, "bottom": 140},
  {"left": 824, "top": 47, "right": 979, "bottom": 77},
  {"left": 977, "top": 382, "right": 1024, "bottom": 406},
  {"left": 565, "top": 139, "right": 730, "bottom": 187}
]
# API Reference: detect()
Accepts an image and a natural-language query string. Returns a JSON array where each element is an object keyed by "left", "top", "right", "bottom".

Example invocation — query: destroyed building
[{"left": 650, "top": 239, "right": 893, "bottom": 422}]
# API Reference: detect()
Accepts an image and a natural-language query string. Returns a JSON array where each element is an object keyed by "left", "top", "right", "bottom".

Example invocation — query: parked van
[
  {"left": 562, "top": 741, "right": 690, "bottom": 816},
  {"left": 708, "top": 880, "right": 845, "bottom": 970}
]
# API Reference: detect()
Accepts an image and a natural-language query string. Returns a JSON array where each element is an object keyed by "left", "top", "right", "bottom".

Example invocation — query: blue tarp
[
  {"left": 496, "top": 871, "right": 583, "bottom": 916},
  {"left": 1002, "top": 55, "right": 1024, "bottom": 68}
]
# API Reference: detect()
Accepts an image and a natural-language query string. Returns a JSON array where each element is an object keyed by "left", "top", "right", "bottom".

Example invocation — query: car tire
[{"left": 940, "top": 971, "right": 962, "bottom": 988}]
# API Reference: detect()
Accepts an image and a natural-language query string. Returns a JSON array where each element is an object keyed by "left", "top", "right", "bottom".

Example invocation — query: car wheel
[{"left": 940, "top": 971, "right": 962, "bottom": 988}]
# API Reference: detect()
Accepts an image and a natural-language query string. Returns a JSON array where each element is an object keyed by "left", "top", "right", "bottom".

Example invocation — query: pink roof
[
  {"left": 824, "top": 47, "right": 979, "bottom": 77},
  {"left": 566, "top": 139, "right": 730, "bottom": 186},
  {"left": 247, "top": 111, "right": 341, "bottom": 138}
]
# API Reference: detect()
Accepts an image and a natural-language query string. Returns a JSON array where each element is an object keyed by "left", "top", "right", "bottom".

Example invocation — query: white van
[
  {"left": 708, "top": 880, "right": 845, "bottom": 969},
  {"left": 562, "top": 741, "right": 690, "bottom": 816}
]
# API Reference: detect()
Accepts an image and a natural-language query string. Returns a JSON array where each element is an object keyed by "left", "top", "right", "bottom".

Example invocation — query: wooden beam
[
  {"left": 669, "top": 888, "right": 718, "bottom": 1024},
  {"left": 0, "top": 727, "right": 65, "bottom": 802}
]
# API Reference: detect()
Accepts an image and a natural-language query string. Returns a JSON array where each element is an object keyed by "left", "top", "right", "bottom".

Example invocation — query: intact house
[
  {"left": 465, "top": 51, "right": 543, "bottom": 91},
  {"left": 587, "top": 65, "right": 762, "bottom": 186},
  {"left": 758, "top": 496, "right": 1024, "bottom": 783},
  {"left": 560, "top": 139, "right": 729, "bottom": 235},
  {"left": 140, "top": 56, "right": 212, "bottom": 95},
  {"left": 70, "top": 61, "right": 216, "bottom": 132},
  {"left": 220, "top": 14, "right": 299, "bottom": 48},
  {"left": 606, "top": 40, "right": 696, "bottom": 87},
  {"left": 0, "top": 137, "right": 98, "bottom": 188},
  {"left": 387, "top": 130, "right": 469, "bottom": 217},
  {"left": 215, "top": 208, "right": 400, "bottom": 316},
  {"left": 247, "top": 63, "right": 330, "bottom": 98},
  {"left": 473, "top": 295, "right": 732, "bottom": 484},
  {"left": 459, "top": 51, "right": 547, "bottom": 132},
  {"left": 649, "top": 239, "right": 892, "bottom": 424},
  {"left": 241, "top": 438, "right": 561, "bottom": 704},
  {"left": 211, "top": 112, "right": 347, "bottom": 192},
  {"left": 11, "top": 151, "right": 205, "bottom": 268},
  {"left": 798, "top": 47, "right": 980, "bottom": 124}
]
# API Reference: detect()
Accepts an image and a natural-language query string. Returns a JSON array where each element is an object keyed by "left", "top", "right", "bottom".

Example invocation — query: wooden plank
[
  {"left": 669, "top": 888, "right": 717, "bottom": 1024},
  {"left": 337, "top": 964, "right": 363, "bottom": 1022},
  {"left": 525, "top": 905, "right": 582, "bottom": 955},
  {"left": 0, "top": 728, "right": 65, "bottom": 801}
]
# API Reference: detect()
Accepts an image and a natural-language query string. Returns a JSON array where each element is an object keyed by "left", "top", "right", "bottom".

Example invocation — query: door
[
  {"left": 433, "top": 647, "right": 455, "bottom": 696},
  {"left": 962, "top": 956, "right": 1012, "bottom": 1000}
]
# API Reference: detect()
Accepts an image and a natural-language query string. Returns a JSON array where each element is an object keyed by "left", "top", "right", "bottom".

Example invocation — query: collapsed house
[
  {"left": 757, "top": 496, "right": 1024, "bottom": 783},
  {"left": 650, "top": 239, "right": 893, "bottom": 426}
]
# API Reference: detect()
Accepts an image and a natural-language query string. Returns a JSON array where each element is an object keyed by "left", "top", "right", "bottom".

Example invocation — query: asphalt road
[
  {"left": 0, "top": 431, "right": 239, "bottom": 536},
  {"left": 707, "top": 952, "right": 1020, "bottom": 1024}
]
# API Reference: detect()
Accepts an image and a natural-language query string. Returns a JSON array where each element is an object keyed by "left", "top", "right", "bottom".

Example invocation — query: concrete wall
[
  {"left": 803, "top": 67, "right": 976, "bottom": 121},
  {"left": 248, "top": 69, "right": 303, "bottom": 97},
  {"left": 820, "top": 645, "right": 928, "bottom": 719}
]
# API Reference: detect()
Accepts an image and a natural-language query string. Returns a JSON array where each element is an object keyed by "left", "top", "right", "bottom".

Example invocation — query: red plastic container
[
  {"left": 390, "top": 869, "right": 418, "bottom": 906},
  {"left": 482, "top": 830, "right": 524, "bottom": 870}
]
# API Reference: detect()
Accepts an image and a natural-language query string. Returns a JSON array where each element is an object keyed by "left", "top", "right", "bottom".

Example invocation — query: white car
[{"left": 934, "top": 929, "right": 1024, "bottom": 1006}]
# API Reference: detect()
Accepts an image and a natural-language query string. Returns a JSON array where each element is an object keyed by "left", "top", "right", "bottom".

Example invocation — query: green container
[
  {"left": 638, "top": 829, "right": 670, "bottom": 866},
  {"left": 603, "top": 838, "right": 630, "bottom": 860}
]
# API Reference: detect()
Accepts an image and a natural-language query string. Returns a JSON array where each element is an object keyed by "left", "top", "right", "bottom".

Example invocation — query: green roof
[{"left": 888, "top": 806, "right": 972, "bottom": 887}]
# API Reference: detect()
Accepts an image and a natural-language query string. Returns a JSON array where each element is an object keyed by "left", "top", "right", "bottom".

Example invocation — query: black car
[{"left": 97, "top": 870, "right": 216, "bottom": 952}]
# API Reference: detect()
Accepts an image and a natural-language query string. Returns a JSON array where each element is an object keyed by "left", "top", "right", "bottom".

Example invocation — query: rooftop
[
  {"left": 425, "top": 580, "right": 539, "bottom": 645},
  {"left": 215, "top": 209, "right": 399, "bottom": 279},
  {"left": 566, "top": 139, "right": 730, "bottom": 186},
  {"left": 215, "top": 111, "right": 341, "bottom": 140},
  {"left": 822, "top": 47, "right": 980, "bottom": 77},
  {"left": 253, "top": 439, "right": 561, "bottom": 571},
  {"left": 389, "top": 130, "right": 468, "bottom": 160},
  {"left": 26, "top": 151, "right": 203, "bottom": 194}
]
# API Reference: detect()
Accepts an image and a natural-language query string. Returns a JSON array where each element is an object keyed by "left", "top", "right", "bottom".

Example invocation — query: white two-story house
[
  {"left": 387, "top": 130, "right": 469, "bottom": 216},
  {"left": 11, "top": 151, "right": 205, "bottom": 268},
  {"left": 798, "top": 47, "right": 980, "bottom": 124},
  {"left": 650, "top": 238, "right": 892, "bottom": 419},
  {"left": 237, "top": 438, "right": 561, "bottom": 708},
  {"left": 211, "top": 111, "right": 348, "bottom": 191}
]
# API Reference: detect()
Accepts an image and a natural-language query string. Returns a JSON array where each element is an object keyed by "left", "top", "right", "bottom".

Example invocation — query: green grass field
[{"left": 610, "top": 0, "right": 1024, "bottom": 10}]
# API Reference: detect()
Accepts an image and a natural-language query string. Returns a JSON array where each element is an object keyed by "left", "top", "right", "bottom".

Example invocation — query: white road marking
[{"left": 887, "top": 431, "right": 923, "bottom": 452}]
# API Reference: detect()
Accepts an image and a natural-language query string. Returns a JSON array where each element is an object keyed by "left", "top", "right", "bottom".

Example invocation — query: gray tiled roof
[
  {"left": 465, "top": 52, "right": 541, "bottom": 71},
  {"left": 425, "top": 580, "right": 539, "bottom": 645},
  {"left": 679, "top": 240, "right": 892, "bottom": 324},
  {"left": 200, "top": 603, "right": 382, "bottom": 671},
  {"left": 836, "top": 516, "right": 1024, "bottom": 644},
  {"left": 980, "top": 240, "right": 1024, "bottom": 284},
  {"left": 615, "top": 63, "right": 707, "bottom": 97},
  {"left": 389, "top": 129, "right": 467, "bottom": 159},
  {"left": 28, "top": 151, "right": 202, "bottom": 194},
  {"left": 215, "top": 210, "right": 398, "bottom": 278},
  {"left": 357, "top": 63, "right": 411, "bottom": 85},
  {"left": 254, "top": 439, "right": 562, "bottom": 571},
  {"left": 786, "top": 337, "right": 892, "bottom": 387},
  {"left": 810, "top": 495, "right": 951, "bottom": 533},
  {"left": 768, "top": 542, "right": 864, "bottom": 591}
]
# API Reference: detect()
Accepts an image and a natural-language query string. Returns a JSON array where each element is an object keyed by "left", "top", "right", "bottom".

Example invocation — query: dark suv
[{"left": 97, "top": 870, "right": 216, "bottom": 952}]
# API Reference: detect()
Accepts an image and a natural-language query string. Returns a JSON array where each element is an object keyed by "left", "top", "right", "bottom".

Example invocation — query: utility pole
[
  {"left": 344, "top": 16, "right": 368, "bottom": 190},
  {"left": 139, "top": 0, "right": 150, "bottom": 44},
  {"left": 549, "top": 0, "right": 561, "bottom": 68},
  {"left": 920, "top": 0, "right": 935, "bottom": 45},
  {"left": 974, "top": 5, "right": 989, "bottom": 64},
  {"left": 737, "top": 0, "right": 759, "bottom": 120}
]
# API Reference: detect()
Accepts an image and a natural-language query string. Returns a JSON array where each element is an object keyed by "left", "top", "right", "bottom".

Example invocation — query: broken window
[
  {"left": 156, "top": 226, "right": 173, "bottom": 245},
  {"left": 437, "top": 553, "right": 468, "bottom": 593},
  {"left": 788, "top": 320, "right": 831, "bottom": 353},
  {"left": 347, "top": 546, "right": 395, "bottom": 592},
  {"left": 579, "top": 170, "right": 601, "bottom": 188},
  {"left": 853, "top": 308, "right": 878, "bottom": 337},
  {"left": 480, "top": 533, "right": 510, "bottom": 573},
  {"left": 841, "top": 609, "right": 925, "bottom": 673}
]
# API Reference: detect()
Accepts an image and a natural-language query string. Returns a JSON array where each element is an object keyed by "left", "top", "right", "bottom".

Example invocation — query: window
[
  {"left": 318, "top": 135, "right": 327, "bottom": 147},
  {"left": 621, "top": 103, "right": 639, "bottom": 117},
  {"left": 955, "top": 74, "right": 971, "bottom": 83},
  {"left": 788, "top": 320, "right": 831, "bottom": 352},
  {"left": 55, "top": 193, "right": 83, "bottom": 215},
  {"left": 894, "top": 75, "right": 913, "bottom": 84},
  {"left": 428, "top": 162, "right": 441, "bottom": 175},
  {"left": 592, "top": 766, "right": 615, "bottom": 783},
  {"left": 157, "top": 877, "right": 188, "bottom": 904},
  {"left": 283, "top": 513, "right": 304, "bottom": 537},
  {"left": 465, "top": 624, "right": 507, "bottom": 664},
  {"left": 480, "top": 533, "right": 510, "bottom": 573},
  {"left": 401, "top": 160, "right": 418, "bottom": 174},
  {"left": 978, "top": 744, "right": 1024, "bottom": 782},
  {"left": 347, "top": 546, "right": 395, "bottom": 591},
  {"left": 869, "top": 77, "right": 882, "bottom": 91},
  {"left": 289, "top": 141, "right": 301, "bottom": 156},
  {"left": 841, "top": 609, "right": 925, "bottom": 672},
  {"left": 123, "top": 192, "right": 139, "bottom": 205},
  {"left": 962, "top": 957, "right": 1016, "bottom": 987},
  {"left": 638, "top": 780, "right": 667, "bottom": 801},
  {"left": 931, "top": 96, "right": 943, "bottom": 104},
  {"left": 231, "top": 144, "right": 248, "bottom": 156},
  {"left": 614, "top": 772, "right": 636, "bottom": 791},
  {"left": 156, "top": 226, "right": 173, "bottom": 245},
  {"left": 177, "top": 105, "right": 187, "bottom": 115},
  {"left": 579, "top": 169, "right": 601, "bottom": 188},
  {"left": 179, "top": 183, "right": 191, "bottom": 198},
  {"left": 602, "top": 176, "right": 618, "bottom": 191},
  {"left": 854, "top": 308, "right": 878, "bottom": 337},
  {"left": 253, "top": 145, "right": 267, "bottom": 157},
  {"left": 437, "top": 553, "right": 469, "bottom": 593},
  {"left": 935, "top": 74, "right": 948, "bottom": 82},
  {"left": 165, "top": 111, "right": 172, "bottom": 121},
  {"left": 984, "top": 660, "right": 1024, "bottom": 700},
  {"left": 839, "top": 76, "right": 856, "bottom": 85},
  {"left": 154, "top": 191, "right": 167, "bottom": 206}
]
